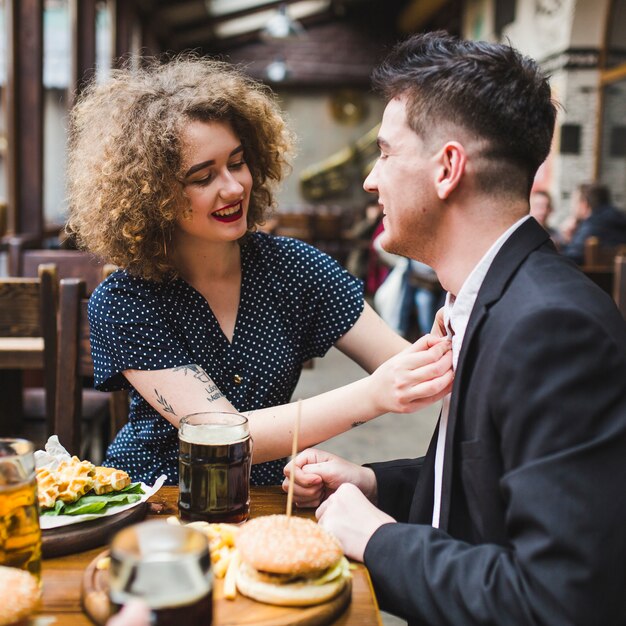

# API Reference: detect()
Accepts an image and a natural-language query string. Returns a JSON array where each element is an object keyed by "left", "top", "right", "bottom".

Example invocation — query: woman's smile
[{"left": 212, "top": 201, "right": 244, "bottom": 222}]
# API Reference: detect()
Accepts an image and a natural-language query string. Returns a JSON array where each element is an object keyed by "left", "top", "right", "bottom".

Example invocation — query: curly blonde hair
[{"left": 66, "top": 54, "right": 294, "bottom": 281}]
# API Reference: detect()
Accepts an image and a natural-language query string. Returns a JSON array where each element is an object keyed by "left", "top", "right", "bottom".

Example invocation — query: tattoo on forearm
[
  {"left": 351, "top": 421, "right": 366, "bottom": 429},
  {"left": 155, "top": 389, "right": 176, "bottom": 415},
  {"left": 173, "top": 364, "right": 210, "bottom": 383},
  {"left": 206, "top": 384, "right": 224, "bottom": 403}
]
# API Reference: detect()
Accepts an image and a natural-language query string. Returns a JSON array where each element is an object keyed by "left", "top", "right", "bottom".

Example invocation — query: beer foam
[{"left": 179, "top": 423, "right": 249, "bottom": 445}]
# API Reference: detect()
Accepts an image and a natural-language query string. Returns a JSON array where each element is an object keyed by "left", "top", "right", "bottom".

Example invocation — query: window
[{"left": 598, "top": 0, "right": 626, "bottom": 208}]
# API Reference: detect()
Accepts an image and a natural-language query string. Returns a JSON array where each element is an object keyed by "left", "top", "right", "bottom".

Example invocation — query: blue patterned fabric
[{"left": 88, "top": 233, "right": 364, "bottom": 486}]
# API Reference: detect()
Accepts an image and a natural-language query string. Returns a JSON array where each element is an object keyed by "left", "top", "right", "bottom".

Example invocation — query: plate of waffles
[{"left": 35, "top": 436, "right": 166, "bottom": 556}]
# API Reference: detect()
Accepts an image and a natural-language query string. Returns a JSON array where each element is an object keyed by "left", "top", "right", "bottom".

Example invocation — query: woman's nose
[{"left": 220, "top": 170, "right": 244, "bottom": 199}]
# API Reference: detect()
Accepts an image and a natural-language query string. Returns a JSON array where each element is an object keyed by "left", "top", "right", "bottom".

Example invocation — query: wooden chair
[
  {"left": 7, "top": 241, "right": 115, "bottom": 293},
  {"left": 582, "top": 237, "right": 626, "bottom": 296},
  {"left": 583, "top": 236, "right": 626, "bottom": 268},
  {"left": 6, "top": 244, "right": 118, "bottom": 458},
  {"left": 613, "top": 254, "right": 626, "bottom": 320},
  {"left": 313, "top": 210, "right": 348, "bottom": 265},
  {"left": 55, "top": 278, "right": 129, "bottom": 458},
  {"left": 274, "top": 211, "right": 314, "bottom": 242},
  {"left": 0, "top": 266, "right": 57, "bottom": 444}
]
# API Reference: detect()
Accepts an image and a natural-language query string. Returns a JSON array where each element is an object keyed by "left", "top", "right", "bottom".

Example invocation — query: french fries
[
  {"left": 223, "top": 549, "right": 240, "bottom": 600},
  {"left": 166, "top": 516, "right": 239, "bottom": 588}
]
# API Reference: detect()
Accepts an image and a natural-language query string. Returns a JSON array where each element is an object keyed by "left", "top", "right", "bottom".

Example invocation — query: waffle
[
  {"left": 36, "top": 452, "right": 133, "bottom": 511},
  {"left": 93, "top": 466, "right": 131, "bottom": 494},
  {"left": 36, "top": 456, "right": 96, "bottom": 509},
  {"left": 35, "top": 467, "right": 62, "bottom": 510}
]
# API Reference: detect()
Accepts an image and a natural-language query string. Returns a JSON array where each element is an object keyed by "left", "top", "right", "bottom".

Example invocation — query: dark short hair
[
  {"left": 372, "top": 31, "right": 557, "bottom": 196},
  {"left": 578, "top": 183, "right": 611, "bottom": 212}
]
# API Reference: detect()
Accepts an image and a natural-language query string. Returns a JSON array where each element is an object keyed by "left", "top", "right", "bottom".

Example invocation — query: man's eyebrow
[{"left": 184, "top": 145, "right": 244, "bottom": 178}]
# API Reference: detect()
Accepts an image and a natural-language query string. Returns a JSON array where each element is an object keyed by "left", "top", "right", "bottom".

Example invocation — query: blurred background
[{"left": 0, "top": 0, "right": 625, "bottom": 250}]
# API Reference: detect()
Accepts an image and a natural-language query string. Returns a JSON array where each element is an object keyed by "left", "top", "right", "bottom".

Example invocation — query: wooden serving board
[
  {"left": 42, "top": 502, "right": 148, "bottom": 558},
  {"left": 82, "top": 550, "right": 352, "bottom": 626}
]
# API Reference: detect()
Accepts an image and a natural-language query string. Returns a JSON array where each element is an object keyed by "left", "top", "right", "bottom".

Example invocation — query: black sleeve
[{"left": 366, "top": 458, "right": 424, "bottom": 523}]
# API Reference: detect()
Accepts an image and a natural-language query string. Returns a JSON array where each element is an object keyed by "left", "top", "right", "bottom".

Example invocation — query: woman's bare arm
[{"left": 124, "top": 307, "right": 453, "bottom": 464}]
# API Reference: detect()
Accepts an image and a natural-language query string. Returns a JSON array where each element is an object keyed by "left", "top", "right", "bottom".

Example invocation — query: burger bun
[
  {"left": 235, "top": 515, "right": 351, "bottom": 607},
  {"left": 0, "top": 566, "right": 41, "bottom": 626},
  {"left": 236, "top": 561, "right": 349, "bottom": 607}
]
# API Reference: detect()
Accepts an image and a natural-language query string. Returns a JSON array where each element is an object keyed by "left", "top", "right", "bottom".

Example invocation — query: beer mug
[
  {"left": 109, "top": 520, "right": 213, "bottom": 625},
  {"left": 0, "top": 438, "right": 42, "bottom": 580},
  {"left": 178, "top": 411, "right": 252, "bottom": 523}
]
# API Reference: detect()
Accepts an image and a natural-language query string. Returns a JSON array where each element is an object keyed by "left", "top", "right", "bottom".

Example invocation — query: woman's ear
[{"left": 434, "top": 141, "right": 466, "bottom": 200}]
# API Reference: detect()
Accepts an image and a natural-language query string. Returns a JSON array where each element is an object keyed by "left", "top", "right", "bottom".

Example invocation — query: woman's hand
[
  {"left": 431, "top": 307, "right": 447, "bottom": 337},
  {"left": 368, "top": 334, "right": 453, "bottom": 415}
]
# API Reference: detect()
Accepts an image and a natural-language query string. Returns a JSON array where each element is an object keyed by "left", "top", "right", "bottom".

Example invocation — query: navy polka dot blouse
[{"left": 88, "top": 233, "right": 364, "bottom": 486}]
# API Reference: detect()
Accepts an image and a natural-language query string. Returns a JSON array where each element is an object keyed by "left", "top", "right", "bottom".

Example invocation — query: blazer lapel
[{"left": 437, "top": 218, "right": 551, "bottom": 530}]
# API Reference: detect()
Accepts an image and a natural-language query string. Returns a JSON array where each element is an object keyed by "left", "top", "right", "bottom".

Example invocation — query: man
[
  {"left": 529, "top": 189, "right": 559, "bottom": 239},
  {"left": 284, "top": 32, "right": 626, "bottom": 625},
  {"left": 529, "top": 189, "right": 552, "bottom": 226},
  {"left": 560, "top": 183, "right": 626, "bottom": 264}
]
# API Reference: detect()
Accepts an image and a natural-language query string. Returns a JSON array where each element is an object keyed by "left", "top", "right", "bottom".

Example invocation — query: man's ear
[{"left": 434, "top": 141, "right": 466, "bottom": 200}]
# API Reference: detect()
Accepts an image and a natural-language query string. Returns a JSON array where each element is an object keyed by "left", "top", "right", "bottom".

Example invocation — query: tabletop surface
[
  {"left": 38, "top": 485, "right": 383, "bottom": 626},
  {"left": 0, "top": 337, "right": 44, "bottom": 369}
]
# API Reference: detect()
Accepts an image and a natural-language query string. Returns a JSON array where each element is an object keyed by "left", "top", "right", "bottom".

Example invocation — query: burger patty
[{"left": 240, "top": 562, "right": 326, "bottom": 585}]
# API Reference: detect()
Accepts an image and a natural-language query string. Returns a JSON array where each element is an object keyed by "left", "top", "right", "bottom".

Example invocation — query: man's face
[{"left": 363, "top": 96, "right": 439, "bottom": 262}]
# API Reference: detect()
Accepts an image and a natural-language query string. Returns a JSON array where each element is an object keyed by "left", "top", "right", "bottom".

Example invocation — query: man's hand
[
  {"left": 282, "top": 448, "right": 377, "bottom": 508},
  {"left": 316, "top": 483, "right": 395, "bottom": 562}
]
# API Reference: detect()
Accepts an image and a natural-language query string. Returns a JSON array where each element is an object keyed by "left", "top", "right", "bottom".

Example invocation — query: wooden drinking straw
[{"left": 286, "top": 399, "right": 302, "bottom": 518}]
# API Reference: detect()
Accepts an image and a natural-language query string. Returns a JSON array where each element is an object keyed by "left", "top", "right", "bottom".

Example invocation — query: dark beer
[
  {"left": 109, "top": 522, "right": 213, "bottom": 625},
  {"left": 110, "top": 590, "right": 212, "bottom": 626},
  {"left": 179, "top": 435, "right": 252, "bottom": 523}
]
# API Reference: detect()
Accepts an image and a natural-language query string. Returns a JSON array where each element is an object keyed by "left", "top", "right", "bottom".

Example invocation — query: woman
[{"left": 66, "top": 55, "right": 453, "bottom": 486}]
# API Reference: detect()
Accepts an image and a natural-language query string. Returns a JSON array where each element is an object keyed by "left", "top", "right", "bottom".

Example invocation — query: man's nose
[{"left": 363, "top": 165, "right": 378, "bottom": 193}]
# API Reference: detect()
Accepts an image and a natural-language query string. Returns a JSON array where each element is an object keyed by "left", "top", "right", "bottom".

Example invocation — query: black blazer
[{"left": 364, "top": 218, "right": 626, "bottom": 625}]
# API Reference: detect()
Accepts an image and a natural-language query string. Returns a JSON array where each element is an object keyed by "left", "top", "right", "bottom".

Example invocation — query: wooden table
[{"left": 39, "top": 485, "right": 383, "bottom": 626}]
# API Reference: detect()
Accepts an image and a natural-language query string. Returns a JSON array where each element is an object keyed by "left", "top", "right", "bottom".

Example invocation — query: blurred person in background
[
  {"left": 345, "top": 201, "right": 388, "bottom": 296},
  {"left": 560, "top": 182, "right": 626, "bottom": 264},
  {"left": 529, "top": 189, "right": 560, "bottom": 243},
  {"left": 372, "top": 230, "right": 441, "bottom": 338}
]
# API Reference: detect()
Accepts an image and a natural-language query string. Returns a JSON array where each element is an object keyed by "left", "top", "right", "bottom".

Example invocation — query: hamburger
[
  {"left": 0, "top": 566, "right": 41, "bottom": 626},
  {"left": 235, "top": 514, "right": 351, "bottom": 607}
]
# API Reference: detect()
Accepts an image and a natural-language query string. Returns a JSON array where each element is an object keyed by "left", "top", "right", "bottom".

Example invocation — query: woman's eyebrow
[{"left": 184, "top": 145, "right": 244, "bottom": 178}]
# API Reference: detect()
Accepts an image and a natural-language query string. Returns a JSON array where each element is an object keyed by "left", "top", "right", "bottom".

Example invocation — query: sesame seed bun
[
  {"left": 236, "top": 514, "right": 342, "bottom": 575},
  {"left": 0, "top": 566, "right": 41, "bottom": 626},
  {"left": 235, "top": 515, "right": 350, "bottom": 607}
]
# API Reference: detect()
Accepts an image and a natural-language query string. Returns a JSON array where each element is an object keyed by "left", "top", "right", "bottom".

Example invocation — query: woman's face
[{"left": 177, "top": 120, "right": 253, "bottom": 245}]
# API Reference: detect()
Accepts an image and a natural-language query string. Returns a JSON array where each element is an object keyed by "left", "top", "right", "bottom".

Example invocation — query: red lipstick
[{"left": 212, "top": 202, "right": 243, "bottom": 223}]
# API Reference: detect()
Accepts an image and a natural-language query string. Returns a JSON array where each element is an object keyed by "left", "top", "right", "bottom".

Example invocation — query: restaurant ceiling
[{"left": 133, "top": 0, "right": 458, "bottom": 54}]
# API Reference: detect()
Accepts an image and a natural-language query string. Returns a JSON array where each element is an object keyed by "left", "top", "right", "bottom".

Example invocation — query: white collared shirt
[{"left": 431, "top": 215, "right": 531, "bottom": 528}]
